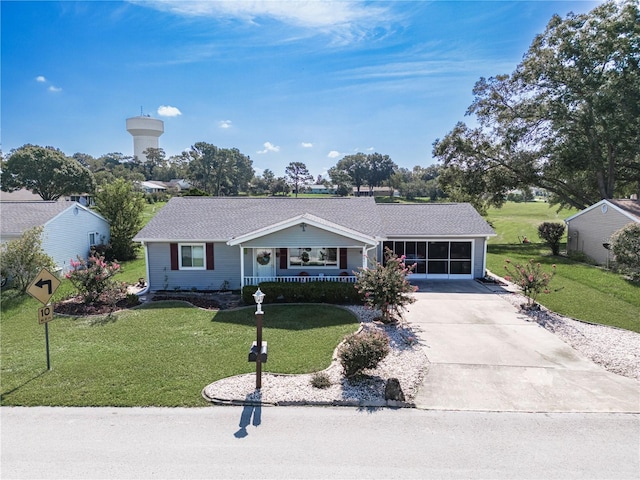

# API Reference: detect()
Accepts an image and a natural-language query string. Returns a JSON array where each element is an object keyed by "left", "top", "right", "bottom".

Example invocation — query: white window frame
[
  {"left": 288, "top": 247, "right": 339, "bottom": 269},
  {"left": 88, "top": 232, "right": 100, "bottom": 247},
  {"left": 179, "top": 243, "right": 206, "bottom": 270}
]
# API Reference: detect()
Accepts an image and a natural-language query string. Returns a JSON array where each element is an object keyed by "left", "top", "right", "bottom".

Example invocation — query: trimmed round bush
[{"left": 338, "top": 329, "right": 390, "bottom": 378}]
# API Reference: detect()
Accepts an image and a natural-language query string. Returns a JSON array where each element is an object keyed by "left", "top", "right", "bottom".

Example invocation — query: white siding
[
  {"left": 43, "top": 206, "right": 110, "bottom": 273},
  {"left": 567, "top": 205, "right": 637, "bottom": 265}
]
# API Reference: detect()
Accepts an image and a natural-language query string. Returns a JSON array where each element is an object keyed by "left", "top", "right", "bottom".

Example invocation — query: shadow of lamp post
[{"left": 250, "top": 288, "right": 267, "bottom": 390}]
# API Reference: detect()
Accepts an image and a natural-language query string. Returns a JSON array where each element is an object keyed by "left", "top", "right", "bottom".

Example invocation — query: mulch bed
[{"left": 54, "top": 292, "right": 243, "bottom": 316}]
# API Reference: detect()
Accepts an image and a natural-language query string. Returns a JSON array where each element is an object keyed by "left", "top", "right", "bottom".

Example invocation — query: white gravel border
[
  {"left": 202, "top": 306, "right": 429, "bottom": 407},
  {"left": 203, "top": 285, "right": 639, "bottom": 406},
  {"left": 497, "top": 290, "right": 640, "bottom": 381}
]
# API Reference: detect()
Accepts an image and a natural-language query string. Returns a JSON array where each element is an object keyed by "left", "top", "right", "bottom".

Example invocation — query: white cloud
[
  {"left": 36, "top": 75, "right": 46, "bottom": 82},
  {"left": 157, "top": 105, "right": 182, "bottom": 117},
  {"left": 48, "top": 85, "right": 62, "bottom": 92},
  {"left": 132, "top": 1, "right": 395, "bottom": 44},
  {"left": 218, "top": 120, "right": 233, "bottom": 129},
  {"left": 257, "top": 141, "right": 280, "bottom": 154},
  {"left": 327, "top": 150, "right": 341, "bottom": 159},
  {"left": 301, "top": 142, "right": 313, "bottom": 148}
]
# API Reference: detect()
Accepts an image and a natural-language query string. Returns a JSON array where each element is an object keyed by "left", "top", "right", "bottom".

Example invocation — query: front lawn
[
  {"left": 486, "top": 202, "right": 640, "bottom": 333},
  {"left": 0, "top": 295, "right": 358, "bottom": 407}
]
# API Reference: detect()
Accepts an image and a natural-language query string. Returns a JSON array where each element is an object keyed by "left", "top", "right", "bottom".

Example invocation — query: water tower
[{"left": 126, "top": 115, "right": 164, "bottom": 162}]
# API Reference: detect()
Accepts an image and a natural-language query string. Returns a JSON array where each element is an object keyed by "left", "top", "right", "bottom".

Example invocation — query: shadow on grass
[
  {"left": 0, "top": 289, "right": 31, "bottom": 312},
  {"left": 0, "top": 370, "right": 48, "bottom": 401},
  {"left": 214, "top": 304, "right": 359, "bottom": 331}
]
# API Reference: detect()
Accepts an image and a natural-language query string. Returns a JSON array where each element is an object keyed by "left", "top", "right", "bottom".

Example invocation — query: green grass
[
  {"left": 0, "top": 296, "right": 358, "bottom": 407},
  {"left": 486, "top": 202, "right": 640, "bottom": 333},
  {"left": 141, "top": 201, "right": 167, "bottom": 227}
]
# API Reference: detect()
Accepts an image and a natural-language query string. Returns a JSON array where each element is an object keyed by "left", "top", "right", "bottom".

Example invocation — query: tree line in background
[
  {"left": 1, "top": 143, "right": 443, "bottom": 201},
  {"left": 1, "top": 0, "right": 638, "bottom": 212}
]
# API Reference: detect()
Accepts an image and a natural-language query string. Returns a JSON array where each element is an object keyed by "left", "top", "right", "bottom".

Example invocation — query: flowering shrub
[
  {"left": 503, "top": 258, "right": 556, "bottom": 307},
  {"left": 354, "top": 247, "right": 418, "bottom": 323},
  {"left": 65, "top": 254, "right": 124, "bottom": 304},
  {"left": 338, "top": 329, "right": 390, "bottom": 378}
]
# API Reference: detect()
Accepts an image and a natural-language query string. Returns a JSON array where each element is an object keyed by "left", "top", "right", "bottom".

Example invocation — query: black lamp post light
[{"left": 249, "top": 288, "right": 267, "bottom": 390}]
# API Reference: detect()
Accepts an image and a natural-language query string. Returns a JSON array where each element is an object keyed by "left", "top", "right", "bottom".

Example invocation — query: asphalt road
[{"left": 2, "top": 406, "right": 639, "bottom": 480}]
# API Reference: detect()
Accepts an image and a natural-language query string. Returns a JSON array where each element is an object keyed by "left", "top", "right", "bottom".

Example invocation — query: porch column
[{"left": 239, "top": 244, "right": 245, "bottom": 287}]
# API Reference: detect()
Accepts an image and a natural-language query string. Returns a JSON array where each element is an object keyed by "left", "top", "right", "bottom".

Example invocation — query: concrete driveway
[{"left": 408, "top": 281, "right": 640, "bottom": 412}]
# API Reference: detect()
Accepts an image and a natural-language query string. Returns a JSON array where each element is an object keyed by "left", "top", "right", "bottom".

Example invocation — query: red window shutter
[
  {"left": 170, "top": 243, "right": 179, "bottom": 270},
  {"left": 206, "top": 243, "right": 214, "bottom": 270},
  {"left": 339, "top": 248, "right": 347, "bottom": 270},
  {"left": 279, "top": 248, "right": 288, "bottom": 269}
]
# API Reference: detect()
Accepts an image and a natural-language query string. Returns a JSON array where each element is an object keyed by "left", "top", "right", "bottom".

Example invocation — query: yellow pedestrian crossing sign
[{"left": 27, "top": 268, "right": 61, "bottom": 305}]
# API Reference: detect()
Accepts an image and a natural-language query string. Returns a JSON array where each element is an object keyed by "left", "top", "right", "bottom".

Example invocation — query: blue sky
[{"left": 2, "top": 0, "right": 602, "bottom": 178}]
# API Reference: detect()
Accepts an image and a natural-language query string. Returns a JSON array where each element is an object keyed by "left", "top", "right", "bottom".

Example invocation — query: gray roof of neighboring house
[
  {"left": 608, "top": 199, "right": 640, "bottom": 221},
  {"left": 377, "top": 203, "right": 496, "bottom": 237},
  {"left": 134, "top": 197, "right": 495, "bottom": 242},
  {"left": 0, "top": 201, "right": 76, "bottom": 237}
]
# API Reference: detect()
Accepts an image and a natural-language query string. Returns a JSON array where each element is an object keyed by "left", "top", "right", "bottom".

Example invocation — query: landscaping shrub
[
  {"left": 310, "top": 371, "right": 332, "bottom": 389},
  {"left": 242, "top": 282, "right": 361, "bottom": 305},
  {"left": 503, "top": 258, "right": 556, "bottom": 308},
  {"left": 610, "top": 223, "right": 640, "bottom": 281},
  {"left": 66, "top": 254, "right": 124, "bottom": 304},
  {"left": 338, "top": 329, "right": 390, "bottom": 378},
  {"left": 354, "top": 247, "right": 417, "bottom": 323},
  {"left": 537, "top": 222, "right": 566, "bottom": 255},
  {"left": 0, "top": 226, "right": 56, "bottom": 292}
]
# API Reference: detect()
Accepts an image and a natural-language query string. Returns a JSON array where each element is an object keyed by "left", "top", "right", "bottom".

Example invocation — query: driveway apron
[{"left": 408, "top": 280, "right": 640, "bottom": 412}]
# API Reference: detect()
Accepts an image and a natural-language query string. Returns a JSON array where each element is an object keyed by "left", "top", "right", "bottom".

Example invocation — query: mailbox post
[{"left": 252, "top": 288, "right": 266, "bottom": 390}]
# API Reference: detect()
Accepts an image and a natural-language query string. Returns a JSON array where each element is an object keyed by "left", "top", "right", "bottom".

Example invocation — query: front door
[{"left": 255, "top": 248, "right": 276, "bottom": 280}]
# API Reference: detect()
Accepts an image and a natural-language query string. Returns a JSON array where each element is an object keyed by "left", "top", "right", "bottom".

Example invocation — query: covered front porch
[
  {"left": 238, "top": 246, "right": 368, "bottom": 287},
  {"left": 226, "top": 212, "right": 380, "bottom": 288}
]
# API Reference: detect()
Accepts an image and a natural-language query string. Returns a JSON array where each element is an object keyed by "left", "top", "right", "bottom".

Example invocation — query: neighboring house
[
  {"left": 353, "top": 186, "right": 399, "bottom": 197},
  {"left": 64, "top": 193, "right": 95, "bottom": 206},
  {"left": 167, "top": 179, "right": 192, "bottom": 191},
  {"left": 0, "top": 201, "right": 110, "bottom": 273},
  {"left": 136, "top": 181, "right": 167, "bottom": 194},
  {"left": 565, "top": 198, "right": 640, "bottom": 265},
  {"left": 133, "top": 197, "right": 495, "bottom": 292},
  {"left": 307, "top": 184, "right": 337, "bottom": 195}
]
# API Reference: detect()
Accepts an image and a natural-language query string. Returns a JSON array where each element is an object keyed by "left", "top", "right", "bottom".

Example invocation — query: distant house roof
[
  {"left": 0, "top": 189, "right": 48, "bottom": 202},
  {"left": 134, "top": 197, "right": 495, "bottom": 243},
  {"left": 0, "top": 201, "right": 103, "bottom": 237},
  {"left": 608, "top": 199, "right": 640, "bottom": 221},
  {"left": 377, "top": 203, "right": 496, "bottom": 237},
  {"left": 565, "top": 199, "right": 640, "bottom": 223},
  {"left": 137, "top": 181, "right": 167, "bottom": 192}
]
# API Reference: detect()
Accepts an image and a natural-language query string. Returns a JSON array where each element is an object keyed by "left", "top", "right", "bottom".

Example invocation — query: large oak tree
[
  {"left": 1, "top": 144, "right": 96, "bottom": 200},
  {"left": 434, "top": 0, "right": 640, "bottom": 211}
]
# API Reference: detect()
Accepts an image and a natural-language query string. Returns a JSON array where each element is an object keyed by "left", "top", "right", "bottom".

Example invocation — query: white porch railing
[{"left": 243, "top": 275, "right": 356, "bottom": 286}]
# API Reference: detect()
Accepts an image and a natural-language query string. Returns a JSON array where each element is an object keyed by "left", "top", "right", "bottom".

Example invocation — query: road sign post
[{"left": 28, "top": 269, "right": 61, "bottom": 371}]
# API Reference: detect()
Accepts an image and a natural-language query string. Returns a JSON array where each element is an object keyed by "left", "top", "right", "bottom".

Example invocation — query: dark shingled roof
[
  {"left": 0, "top": 201, "right": 73, "bottom": 237},
  {"left": 377, "top": 203, "right": 496, "bottom": 237},
  {"left": 134, "top": 197, "right": 384, "bottom": 241},
  {"left": 608, "top": 199, "right": 640, "bottom": 221},
  {"left": 134, "top": 197, "right": 495, "bottom": 242}
]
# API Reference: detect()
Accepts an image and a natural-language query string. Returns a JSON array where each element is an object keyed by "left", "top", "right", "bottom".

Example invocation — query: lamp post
[{"left": 252, "top": 288, "right": 265, "bottom": 390}]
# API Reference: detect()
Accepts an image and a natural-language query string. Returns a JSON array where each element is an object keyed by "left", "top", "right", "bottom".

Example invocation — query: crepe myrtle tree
[{"left": 355, "top": 248, "right": 418, "bottom": 324}]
